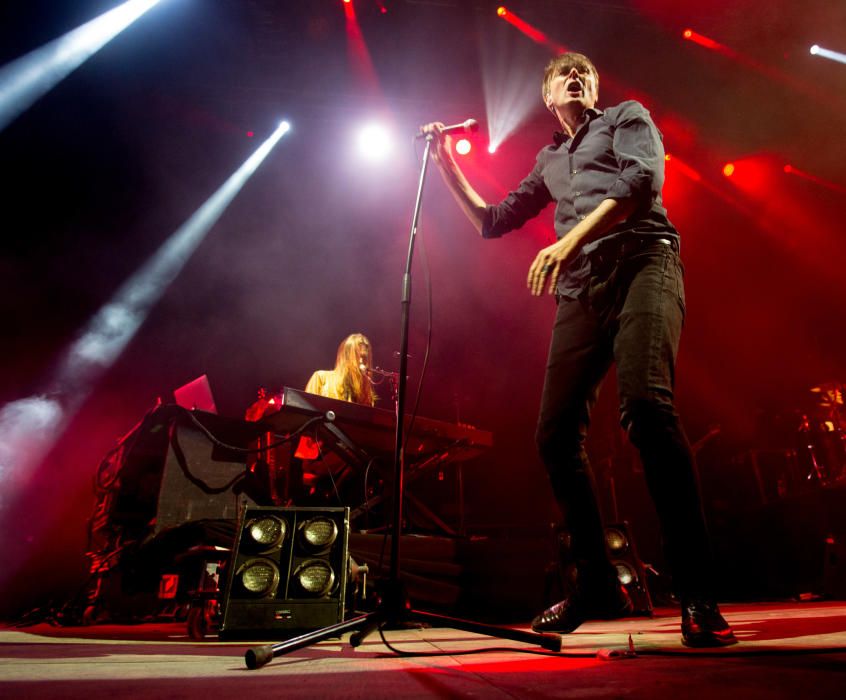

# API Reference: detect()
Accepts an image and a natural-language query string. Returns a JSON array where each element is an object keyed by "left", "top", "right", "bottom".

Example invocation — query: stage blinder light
[
  {"left": 247, "top": 516, "right": 287, "bottom": 550},
  {"left": 604, "top": 522, "right": 653, "bottom": 616},
  {"left": 455, "top": 138, "right": 471, "bottom": 155},
  {"left": 294, "top": 559, "right": 335, "bottom": 596},
  {"left": 604, "top": 526, "right": 629, "bottom": 555},
  {"left": 239, "top": 558, "right": 281, "bottom": 597},
  {"left": 615, "top": 562, "right": 635, "bottom": 586},
  {"left": 220, "top": 506, "right": 350, "bottom": 640},
  {"left": 299, "top": 516, "right": 339, "bottom": 552},
  {"left": 544, "top": 523, "right": 652, "bottom": 617}
]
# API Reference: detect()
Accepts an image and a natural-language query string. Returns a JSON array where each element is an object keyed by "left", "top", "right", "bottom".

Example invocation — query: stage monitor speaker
[
  {"left": 219, "top": 506, "right": 350, "bottom": 640},
  {"left": 605, "top": 521, "right": 653, "bottom": 616},
  {"left": 155, "top": 420, "right": 258, "bottom": 533}
]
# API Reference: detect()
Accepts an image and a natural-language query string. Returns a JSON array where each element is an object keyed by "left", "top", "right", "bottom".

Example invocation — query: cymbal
[
  {"left": 810, "top": 382, "right": 844, "bottom": 408},
  {"left": 810, "top": 381, "right": 844, "bottom": 394}
]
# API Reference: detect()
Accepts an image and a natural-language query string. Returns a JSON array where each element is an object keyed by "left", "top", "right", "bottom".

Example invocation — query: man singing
[{"left": 422, "top": 52, "right": 736, "bottom": 647}]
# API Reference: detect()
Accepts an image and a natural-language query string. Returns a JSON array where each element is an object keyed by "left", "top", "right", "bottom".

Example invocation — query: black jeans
[{"left": 535, "top": 236, "right": 714, "bottom": 600}]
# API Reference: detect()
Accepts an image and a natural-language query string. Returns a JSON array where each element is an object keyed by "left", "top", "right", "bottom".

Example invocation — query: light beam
[
  {"left": 683, "top": 28, "right": 842, "bottom": 108},
  {"left": 496, "top": 6, "right": 566, "bottom": 52},
  {"left": 343, "top": 0, "right": 381, "bottom": 94},
  {"left": 0, "top": 120, "right": 291, "bottom": 514},
  {"left": 809, "top": 44, "right": 846, "bottom": 65},
  {"left": 0, "top": 0, "right": 163, "bottom": 132},
  {"left": 784, "top": 163, "right": 846, "bottom": 195},
  {"left": 483, "top": 9, "right": 552, "bottom": 153}
]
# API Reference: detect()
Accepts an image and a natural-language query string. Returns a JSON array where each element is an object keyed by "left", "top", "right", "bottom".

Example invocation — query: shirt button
[
  {"left": 579, "top": 215, "right": 586, "bottom": 220},
  {"left": 574, "top": 191, "right": 581, "bottom": 196},
  {"left": 571, "top": 169, "right": 578, "bottom": 174}
]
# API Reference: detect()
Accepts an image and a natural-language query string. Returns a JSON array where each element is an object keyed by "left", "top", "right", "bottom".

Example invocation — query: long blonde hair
[{"left": 334, "top": 333, "right": 375, "bottom": 406}]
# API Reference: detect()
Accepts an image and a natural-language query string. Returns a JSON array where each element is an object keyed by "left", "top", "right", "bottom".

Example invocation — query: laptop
[{"left": 173, "top": 374, "right": 218, "bottom": 414}]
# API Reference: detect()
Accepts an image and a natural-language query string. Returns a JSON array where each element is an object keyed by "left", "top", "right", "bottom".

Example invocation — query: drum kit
[{"left": 798, "top": 381, "right": 846, "bottom": 486}]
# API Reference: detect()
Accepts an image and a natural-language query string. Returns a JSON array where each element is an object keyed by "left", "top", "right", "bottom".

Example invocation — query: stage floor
[{"left": 2, "top": 602, "right": 846, "bottom": 699}]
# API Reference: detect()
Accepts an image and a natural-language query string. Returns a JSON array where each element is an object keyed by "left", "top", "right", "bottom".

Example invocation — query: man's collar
[{"left": 553, "top": 106, "right": 603, "bottom": 146}]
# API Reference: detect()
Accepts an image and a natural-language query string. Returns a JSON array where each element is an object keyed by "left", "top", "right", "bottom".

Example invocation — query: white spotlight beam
[
  {"left": 0, "top": 121, "right": 291, "bottom": 512},
  {"left": 58, "top": 120, "right": 290, "bottom": 385},
  {"left": 0, "top": 0, "right": 162, "bottom": 132},
  {"left": 479, "top": 27, "right": 542, "bottom": 153},
  {"left": 810, "top": 45, "right": 846, "bottom": 65}
]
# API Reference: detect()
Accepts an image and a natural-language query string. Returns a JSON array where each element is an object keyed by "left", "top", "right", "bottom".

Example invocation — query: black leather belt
[{"left": 591, "top": 235, "right": 678, "bottom": 266}]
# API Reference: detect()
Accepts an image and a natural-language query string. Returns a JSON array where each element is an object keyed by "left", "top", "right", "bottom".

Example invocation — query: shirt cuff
[
  {"left": 481, "top": 205, "right": 504, "bottom": 239},
  {"left": 607, "top": 172, "right": 653, "bottom": 203}
]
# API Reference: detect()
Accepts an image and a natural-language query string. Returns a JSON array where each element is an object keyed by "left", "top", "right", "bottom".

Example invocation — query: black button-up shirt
[{"left": 481, "top": 100, "right": 678, "bottom": 297}]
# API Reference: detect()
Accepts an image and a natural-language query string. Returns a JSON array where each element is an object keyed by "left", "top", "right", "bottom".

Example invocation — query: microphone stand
[
  {"left": 244, "top": 133, "right": 561, "bottom": 670},
  {"left": 366, "top": 366, "right": 399, "bottom": 406}
]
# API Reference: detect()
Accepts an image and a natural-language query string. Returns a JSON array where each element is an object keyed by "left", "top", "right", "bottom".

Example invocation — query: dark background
[{"left": 1, "top": 0, "right": 845, "bottom": 617}]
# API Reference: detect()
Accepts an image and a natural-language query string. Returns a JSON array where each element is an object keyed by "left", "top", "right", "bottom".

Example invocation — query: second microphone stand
[{"left": 244, "top": 133, "right": 561, "bottom": 670}]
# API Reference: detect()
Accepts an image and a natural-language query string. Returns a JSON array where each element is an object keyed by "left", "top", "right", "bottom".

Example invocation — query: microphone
[
  {"left": 416, "top": 118, "right": 479, "bottom": 139},
  {"left": 367, "top": 366, "right": 399, "bottom": 380}
]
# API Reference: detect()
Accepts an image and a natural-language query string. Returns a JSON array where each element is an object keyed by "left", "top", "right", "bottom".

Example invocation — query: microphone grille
[{"left": 463, "top": 118, "right": 480, "bottom": 133}]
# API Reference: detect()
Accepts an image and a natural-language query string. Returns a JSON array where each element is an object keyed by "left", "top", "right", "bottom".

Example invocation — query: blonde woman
[{"left": 305, "top": 333, "right": 376, "bottom": 406}]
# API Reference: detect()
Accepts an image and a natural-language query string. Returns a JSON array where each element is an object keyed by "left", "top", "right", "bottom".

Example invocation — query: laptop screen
[{"left": 173, "top": 374, "right": 218, "bottom": 414}]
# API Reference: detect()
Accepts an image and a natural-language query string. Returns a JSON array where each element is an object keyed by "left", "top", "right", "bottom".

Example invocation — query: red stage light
[
  {"left": 683, "top": 30, "right": 835, "bottom": 109},
  {"left": 664, "top": 153, "right": 702, "bottom": 183},
  {"left": 497, "top": 7, "right": 548, "bottom": 44},
  {"left": 342, "top": 0, "right": 381, "bottom": 96},
  {"left": 723, "top": 163, "right": 735, "bottom": 177},
  {"left": 782, "top": 163, "right": 846, "bottom": 194},
  {"left": 682, "top": 29, "right": 722, "bottom": 51},
  {"left": 246, "top": 131, "right": 254, "bottom": 138},
  {"left": 497, "top": 6, "right": 507, "bottom": 16}
]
